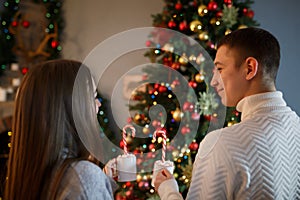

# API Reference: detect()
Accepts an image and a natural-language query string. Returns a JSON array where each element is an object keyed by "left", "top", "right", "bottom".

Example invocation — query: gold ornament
[
  {"left": 238, "top": 24, "right": 248, "bottom": 29},
  {"left": 210, "top": 18, "right": 221, "bottom": 26},
  {"left": 143, "top": 127, "right": 150, "bottom": 135},
  {"left": 162, "top": 43, "right": 174, "bottom": 53},
  {"left": 178, "top": 53, "right": 189, "bottom": 65},
  {"left": 133, "top": 113, "right": 141, "bottom": 123},
  {"left": 172, "top": 149, "right": 180, "bottom": 158},
  {"left": 210, "top": 17, "right": 217, "bottom": 25},
  {"left": 126, "top": 135, "right": 133, "bottom": 144},
  {"left": 172, "top": 108, "right": 182, "bottom": 122},
  {"left": 196, "top": 53, "right": 205, "bottom": 64},
  {"left": 198, "top": 5, "right": 208, "bottom": 17},
  {"left": 198, "top": 31, "right": 209, "bottom": 41},
  {"left": 189, "top": 54, "right": 197, "bottom": 62},
  {"left": 189, "top": 20, "right": 202, "bottom": 32},
  {"left": 195, "top": 73, "right": 205, "bottom": 83},
  {"left": 225, "top": 29, "right": 232, "bottom": 35}
]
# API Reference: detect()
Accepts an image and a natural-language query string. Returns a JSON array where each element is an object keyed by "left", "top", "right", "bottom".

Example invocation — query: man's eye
[{"left": 217, "top": 68, "right": 222, "bottom": 71}]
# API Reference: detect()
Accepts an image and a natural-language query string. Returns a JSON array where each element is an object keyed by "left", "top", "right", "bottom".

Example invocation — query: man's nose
[{"left": 210, "top": 72, "right": 218, "bottom": 87}]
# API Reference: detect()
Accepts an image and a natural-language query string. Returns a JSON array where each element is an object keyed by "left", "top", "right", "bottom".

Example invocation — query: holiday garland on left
[
  {"left": 0, "top": 1, "right": 64, "bottom": 197},
  {"left": 0, "top": 0, "right": 64, "bottom": 75}
]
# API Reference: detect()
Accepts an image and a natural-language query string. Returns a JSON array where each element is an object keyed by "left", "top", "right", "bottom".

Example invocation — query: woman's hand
[{"left": 154, "top": 168, "right": 174, "bottom": 190}]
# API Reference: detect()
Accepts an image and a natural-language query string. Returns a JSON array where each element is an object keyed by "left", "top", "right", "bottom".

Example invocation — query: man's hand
[{"left": 154, "top": 168, "right": 174, "bottom": 190}]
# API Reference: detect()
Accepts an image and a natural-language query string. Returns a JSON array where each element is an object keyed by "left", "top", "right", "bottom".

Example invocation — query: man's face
[{"left": 210, "top": 45, "right": 248, "bottom": 107}]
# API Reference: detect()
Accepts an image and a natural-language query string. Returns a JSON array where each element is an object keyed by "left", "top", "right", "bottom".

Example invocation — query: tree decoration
[
  {"left": 198, "top": 92, "right": 219, "bottom": 116},
  {"left": 198, "top": 5, "right": 208, "bottom": 17},
  {"left": 0, "top": 0, "right": 63, "bottom": 70},
  {"left": 127, "top": 0, "right": 258, "bottom": 199},
  {"left": 221, "top": 4, "right": 239, "bottom": 29}
]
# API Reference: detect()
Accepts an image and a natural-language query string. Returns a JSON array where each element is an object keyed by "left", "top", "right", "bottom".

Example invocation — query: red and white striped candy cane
[
  {"left": 122, "top": 124, "right": 136, "bottom": 155},
  {"left": 153, "top": 129, "right": 167, "bottom": 162}
]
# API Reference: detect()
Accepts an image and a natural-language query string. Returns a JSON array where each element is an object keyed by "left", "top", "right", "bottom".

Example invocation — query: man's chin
[{"left": 221, "top": 98, "right": 233, "bottom": 107}]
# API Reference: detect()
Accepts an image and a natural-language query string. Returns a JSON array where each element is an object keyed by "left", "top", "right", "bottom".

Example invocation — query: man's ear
[{"left": 245, "top": 57, "right": 258, "bottom": 80}]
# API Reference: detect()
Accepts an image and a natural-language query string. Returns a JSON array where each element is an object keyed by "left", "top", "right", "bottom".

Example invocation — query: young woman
[{"left": 5, "top": 59, "right": 116, "bottom": 199}]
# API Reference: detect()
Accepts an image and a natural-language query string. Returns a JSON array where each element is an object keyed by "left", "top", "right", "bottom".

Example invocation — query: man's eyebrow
[{"left": 214, "top": 61, "right": 224, "bottom": 66}]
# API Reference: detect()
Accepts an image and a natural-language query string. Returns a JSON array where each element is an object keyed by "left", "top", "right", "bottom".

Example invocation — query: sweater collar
[{"left": 236, "top": 91, "right": 287, "bottom": 121}]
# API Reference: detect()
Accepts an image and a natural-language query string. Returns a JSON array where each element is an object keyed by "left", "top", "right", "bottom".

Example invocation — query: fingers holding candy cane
[
  {"left": 103, "top": 158, "right": 118, "bottom": 180},
  {"left": 151, "top": 128, "right": 174, "bottom": 187},
  {"left": 122, "top": 124, "right": 136, "bottom": 155},
  {"left": 153, "top": 129, "right": 167, "bottom": 163}
]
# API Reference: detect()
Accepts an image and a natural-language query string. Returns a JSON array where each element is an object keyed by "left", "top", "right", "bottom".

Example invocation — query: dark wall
[{"left": 252, "top": 0, "right": 300, "bottom": 114}]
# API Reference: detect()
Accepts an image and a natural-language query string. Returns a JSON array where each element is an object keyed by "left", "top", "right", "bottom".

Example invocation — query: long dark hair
[{"left": 5, "top": 59, "right": 101, "bottom": 199}]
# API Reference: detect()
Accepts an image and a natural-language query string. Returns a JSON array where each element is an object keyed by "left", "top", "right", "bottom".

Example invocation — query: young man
[{"left": 154, "top": 27, "right": 300, "bottom": 199}]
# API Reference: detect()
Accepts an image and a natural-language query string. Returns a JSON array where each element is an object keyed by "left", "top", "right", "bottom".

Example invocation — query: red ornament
[
  {"left": 125, "top": 181, "right": 132, "bottom": 187},
  {"left": 243, "top": 8, "right": 248, "bottom": 15},
  {"left": 171, "top": 62, "right": 180, "bottom": 70},
  {"left": 11, "top": 21, "right": 18, "bottom": 27},
  {"left": 51, "top": 40, "right": 59, "bottom": 48},
  {"left": 216, "top": 10, "right": 223, "bottom": 18},
  {"left": 179, "top": 21, "right": 188, "bottom": 31},
  {"left": 21, "top": 67, "right": 29, "bottom": 75},
  {"left": 188, "top": 80, "right": 197, "bottom": 88},
  {"left": 189, "top": 141, "right": 199, "bottom": 151},
  {"left": 224, "top": 0, "right": 232, "bottom": 5},
  {"left": 147, "top": 152, "right": 155, "bottom": 158},
  {"left": 163, "top": 57, "right": 172, "bottom": 67},
  {"left": 191, "top": 112, "right": 200, "bottom": 120},
  {"left": 247, "top": 10, "right": 254, "bottom": 18},
  {"left": 154, "top": 83, "right": 160, "bottom": 89},
  {"left": 158, "top": 85, "right": 167, "bottom": 93},
  {"left": 138, "top": 180, "right": 150, "bottom": 190},
  {"left": 145, "top": 40, "right": 152, "bottom": 47},
  {"left": 151, "top": 119, "right": 161, "bottom": 127},
  {"left": 183, "top": 102, "right": 194, "bottom": 112},
  {"left": 148, "top": 89, "right": 155, "bottom": 95},
  {"left": 22, "top": 20, "right": 30, "bottom": 28},
  {"left": 115, "top": 193, "right": 126, "bottom": 200},
  {"left": 207, "top": 1, "right": 218, "bottom": 11},
  {"left": 168, "top": 20, "right": 176, "bottom": 29},
  {"left": 189, "top": 0, "right": 197, "bottom": 7},
  {"left": 119, "top": 140, "right": 124, "bottom": 148},
  {"left": 172, "top": 79, "right": 180, "bottom": 86},
  {"left": 181, "top": 126, "right": 191, "bottom": 135},
  {"left": 175, "top": 2, "right": 183, "bottom": 10},
  {"left": 233, "top": 110, "right": 240, "bottom": 117},
  {"left": 132, "top": 95, "right": 142, "bottom": 101},
  {"left": 207, "top": 41, "right": 215, "bottom": 49},
  {"left": 149, "top": 143, "right": 155, "bottom": 151},
  {"left": 127, "top": 117, "right": 132, "bottom": 123},
  {"left": 204, "top": 114, "right": 212, "bottom": 121},
  {"left": 133, "top": 149, "right": 140, "bottom": 154}
]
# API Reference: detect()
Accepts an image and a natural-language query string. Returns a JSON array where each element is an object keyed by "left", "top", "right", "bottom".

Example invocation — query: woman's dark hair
[{"left": 5, "top": 59, "right": 100, "bottom": 199}]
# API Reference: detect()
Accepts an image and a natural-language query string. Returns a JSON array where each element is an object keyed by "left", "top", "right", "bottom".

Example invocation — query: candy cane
[
  {"left": 122, "top": 124, "right": 136, "bottom": 155},
  {"left": 153, "top": 129, "right": 167, "bottom": 162}
]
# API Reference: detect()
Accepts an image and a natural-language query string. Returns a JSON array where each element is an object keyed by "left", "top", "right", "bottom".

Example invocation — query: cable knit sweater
[{"left": 158, "top": 91, "right": 300, "bottom": 200}]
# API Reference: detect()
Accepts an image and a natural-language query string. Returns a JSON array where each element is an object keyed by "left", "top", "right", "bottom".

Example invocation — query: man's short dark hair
[{"left": 217, "top": 27, "right": 280, "bottom": 81}]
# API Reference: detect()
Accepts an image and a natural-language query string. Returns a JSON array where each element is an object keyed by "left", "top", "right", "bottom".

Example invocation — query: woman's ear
[{"left": 245, "top": 57, "right": 258, "bottom": 80}]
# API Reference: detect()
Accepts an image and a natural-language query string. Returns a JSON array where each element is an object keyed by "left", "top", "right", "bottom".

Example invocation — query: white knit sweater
[{"left": 158, "top": 91, "right": 300, "bottom": 200}]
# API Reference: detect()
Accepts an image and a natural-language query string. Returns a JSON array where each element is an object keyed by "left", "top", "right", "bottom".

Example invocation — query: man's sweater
[{"left": 158, "top": 91, "right": 300, "bottom": 200}]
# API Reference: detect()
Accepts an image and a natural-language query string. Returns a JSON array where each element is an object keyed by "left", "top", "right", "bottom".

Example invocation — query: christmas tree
[{"left": 115, "top": 0, "right": 259, "bottom": 199}]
